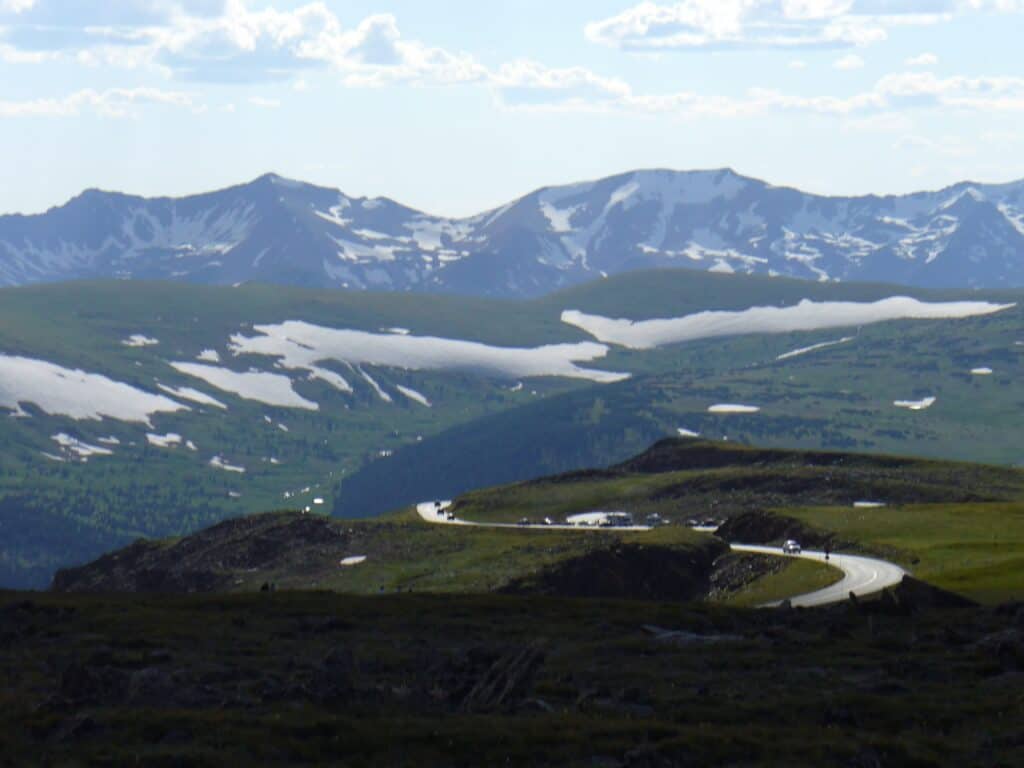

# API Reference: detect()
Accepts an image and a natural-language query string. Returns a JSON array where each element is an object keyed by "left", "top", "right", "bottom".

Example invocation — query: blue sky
[{"left": 2, "top": 0, "right": 1024, "bottom": 216}]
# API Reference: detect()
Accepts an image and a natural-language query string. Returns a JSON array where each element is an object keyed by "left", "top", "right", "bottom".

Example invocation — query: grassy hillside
[
  {"left": 1, "top": 272, "right": 1021, "bottom": 587},
  {"left": 439, "top": 438, "right": 1024, "bottom": 604},
  {"left": 783, "top": 502, "right": 1024, "bottom": 604}
]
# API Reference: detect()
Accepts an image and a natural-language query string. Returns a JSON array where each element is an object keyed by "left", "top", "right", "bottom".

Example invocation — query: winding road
[{"left": 415, "top": 501, "right": 906, "bottom": 607}]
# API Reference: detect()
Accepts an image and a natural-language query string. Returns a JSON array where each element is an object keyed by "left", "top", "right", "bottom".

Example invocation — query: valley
[{"left": 0, "top": 272, "right": 1020, "bottom": 587}]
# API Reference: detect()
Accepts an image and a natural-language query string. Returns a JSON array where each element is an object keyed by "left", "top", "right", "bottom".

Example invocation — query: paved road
[
  {"left": 730, "top": 544, "right": 906, "bottom": 608},
  {"left": 415, "top": 501, "right": 905, "bottom": 606}
]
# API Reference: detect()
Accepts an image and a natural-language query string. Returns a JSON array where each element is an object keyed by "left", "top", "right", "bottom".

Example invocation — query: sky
[{"left": 2, "top": 0, "right": 1024, "bottom": 217}]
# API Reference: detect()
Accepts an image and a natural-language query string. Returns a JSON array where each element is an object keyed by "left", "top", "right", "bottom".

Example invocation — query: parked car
[
  {"left": 445, "top": 512, "right": 456, "bottom": 521},
  {"left": 542, "top": 517, "right": 554, "bottom": 526},
  {"left": 517, "top": 518, "right": 530, "bottom": 527},
  {"left": 782, "top": 539, "right": 802, "bottom": 554}
]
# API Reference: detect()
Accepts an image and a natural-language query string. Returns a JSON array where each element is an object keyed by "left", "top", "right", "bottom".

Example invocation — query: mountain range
[{"left": 2, "top": 169, "right": 1023, "bottom": 297}]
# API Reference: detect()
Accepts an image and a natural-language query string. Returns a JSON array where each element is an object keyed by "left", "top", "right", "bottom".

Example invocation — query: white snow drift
[
  {"left": 894, "top": 396, "right": 936, "bottom": 411},
  {"left": 157, "top": 384, "right": 227, "bottom": 409},
  {"left": 209, "top": 456, "right": 246, "bottom": 473},
  {"left": 170, "top": 362, "right": 319, "bottom": 410},
  {"left": 708, "top": 404, "right": 761, "bottom": 414},
  {"left": 776, "top": 337, "right": 854, "bottom": 361},
  {"left": 122, "top": 334, "right": 159, "bottom": 348},
  {"left": 52, "top": 433, "right": 113, "bottom": 459},
  {"left": 396, "top": 384, "right": 431, "bottom": 407},
  {"left": 227, "top": 321, "right": 629, "bottom": 385},
  {"left": 146, "top": 432, "right": 183, "bottom": 448},
  {"left": 562, "top": 297, "right": 1014, "bottom": 350},
  {"left": 0, "top": 354, "right": 187, "bottom": 424}
]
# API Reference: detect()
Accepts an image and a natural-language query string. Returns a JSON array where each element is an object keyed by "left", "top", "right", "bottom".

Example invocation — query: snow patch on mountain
[
  {"left": 147, "top": 432, "right": 183, "bottom": 448},
  {"left": 776, "top": 337, "right": 855, "bottom": 361},
  {"left": 157, "top": 384, "right": 227, "bottom": 409},
  {"left": 197, "top": 349, "right": 221, "bottom": 363},
  {"left": 894, "top": 396, "right": 936, "bottom": 411},
  {"left": 561, "top": 298, "right": 1014, "bottom": 350},
  {"left": 708, "top": 404, "right": 761, "bottom": 414},
  {"left": 210, "top": 455, "right": 246, "bottom": 473},
  {"left": 396, "top": 384, "right": 431, "bottom": 407},
  {"left": 358, "top": 367, "right": 392, "bottom": 403},
  {"left": 52, "top": 433, "right": 113, "bottom": 459},
  {"left": 122, "top": 334, "right": 159, "bottom": 348},
  {"left": 0, "top": 354, "right": 187, "bottom": 424},
  {"left": 170, "top": 362, "right": 319, "bottom": 410},
  {"left": 228, "top": 321, "right": 630, "bottom": 384}
]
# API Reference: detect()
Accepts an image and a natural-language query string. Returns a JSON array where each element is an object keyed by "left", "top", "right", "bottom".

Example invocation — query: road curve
[
  {"left": 730, "top": 544, "right": 906, "bottom": 608},
  {"left": 415, "top": 502, "right": 906, "bottom": 607}
]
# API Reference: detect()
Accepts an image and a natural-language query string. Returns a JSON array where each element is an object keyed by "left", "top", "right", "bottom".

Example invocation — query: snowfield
[
  {"left": 708, "top": 404, "right": 761, "bottom": 414},
  {"left": 146, "top": 432, "right": 183, "bottom": 448},
  {"left": 209, "top": 456, "right": 246, "bottom": 473},
  {"left": 0, "top": 354, "right": 187, "bottom": 424},
  {"left": 157, "top": 384, "right": 227, "bottom": 409},
  {"left": 894, "top": 396, "right": 937, "bottom": 411},
  {"left": 170, "top": 362, "right": 319, "bottom": 410},
  {"left": 197, "top": 349, "right": 221, "bottom": 363},
  {"left": 52, "top": 433, "right": 113, "bottom": 459},
  {"left": 396, "top": 384, "right": 431, "bottom": 407},
  {"left": 776, "top": 337, "right": 854, "bottom": 361},
  {"left": 227, "top": 320, "right": 629, "bottom": 384},
  {"left": 561, "top": 297, "right": 1015, "bottom": 350},
  {"left": 121, "top": 335, "right": 159, "bottom": 348}
]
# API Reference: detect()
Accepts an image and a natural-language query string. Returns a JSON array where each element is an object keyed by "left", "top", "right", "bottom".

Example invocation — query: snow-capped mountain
[{"left": 2, "top": 169, "right": 1023, "bottom": 296}]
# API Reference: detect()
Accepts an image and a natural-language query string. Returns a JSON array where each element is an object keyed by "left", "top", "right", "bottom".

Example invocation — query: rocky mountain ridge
[{"left": 2, "top": 169, "right": 1023, "bottom": 296}]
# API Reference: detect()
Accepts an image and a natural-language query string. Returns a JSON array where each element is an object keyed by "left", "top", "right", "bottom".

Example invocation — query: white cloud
[
  {"left": 0, "top": 0, "right": 36, "bottom": 12},
  {"left": 789, "top": 59, "right": 808, "bottom": 68},
  {"left": 896, "top": 134, "right": 975, "bottom": 157},
  {"left": 834, "top": 53, "right": 865, "bottom": 69},
  {"left": 0, "top": 2, "right": 488, "bottom": 87},
  {"left": 906, "top": 52, "right": 939, "bottom": 66},
  {"left": 584, "top": 0, "right": 1017, "bottom": 51},
  {"left": 0, "top": 0, "right": 35, "bottom": 12},
  {"left": 0, "top": 87, "right": 198, "bottom": 118},
  {"left": 248, "top": 96, "right": 280, "bottom": 108}
]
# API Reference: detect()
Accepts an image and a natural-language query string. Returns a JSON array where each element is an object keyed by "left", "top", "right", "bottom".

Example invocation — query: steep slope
[{"left": 2, "top": 170, "right": 1024, "bottom": 295}]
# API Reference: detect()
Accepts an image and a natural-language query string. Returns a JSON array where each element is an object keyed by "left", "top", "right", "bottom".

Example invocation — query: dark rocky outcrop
[
  {"left": 502, "top": 540, "right": 729, "bottom": 601},
  {"left": 52, "top": 512, "right": 348, "bottom": 593},
  {"left": 714, "top": 510, "right": 840, "bottom": 549}
]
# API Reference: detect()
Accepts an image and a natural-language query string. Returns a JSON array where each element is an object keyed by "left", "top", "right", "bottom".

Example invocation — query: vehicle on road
[
  {"left": 782, "top": 539, "right": 802, "bottom": 554},
  {"left": 517, "top": 518, "right": 530, "bottom": 527},
  {"left": 542, "top": 517, "right": 554, "bottom": 526},
  {"left": 445, "top": 512, "right": 456, "bottom": 521}
]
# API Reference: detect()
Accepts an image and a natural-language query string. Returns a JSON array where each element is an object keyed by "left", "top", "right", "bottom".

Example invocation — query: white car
[{"left": 782, "top": 540, "right": 802, "bottom": 554}]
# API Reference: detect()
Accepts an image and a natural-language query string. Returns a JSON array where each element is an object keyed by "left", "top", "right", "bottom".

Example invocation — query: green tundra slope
[{"left": 0, "top": 271, "right": 1021, "bottom": 586}]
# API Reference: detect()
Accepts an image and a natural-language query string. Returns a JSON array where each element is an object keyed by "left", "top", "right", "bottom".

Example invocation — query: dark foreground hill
[{"left": 2, "top": 589, "right": 1022, "bottom": 766}]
